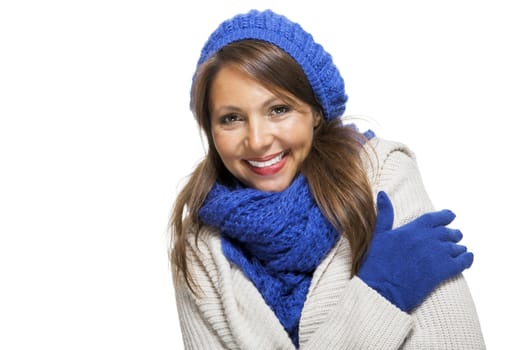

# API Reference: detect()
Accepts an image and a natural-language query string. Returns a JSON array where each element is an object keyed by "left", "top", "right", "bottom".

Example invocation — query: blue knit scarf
[{"left": 199, "top": 174, "right": 339, "bottom": 347}]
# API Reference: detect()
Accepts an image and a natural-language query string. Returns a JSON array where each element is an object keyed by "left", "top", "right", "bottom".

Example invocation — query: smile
[
  {"left": 246, "top": 152, "right": 285, "bottom": 168},
  {"left": 245, "top": 151, "right": 288, "bottom": 176}
]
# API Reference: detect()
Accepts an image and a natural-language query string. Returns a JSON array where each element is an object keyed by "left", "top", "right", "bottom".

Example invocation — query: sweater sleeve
[
  {"left": 372, "top": 141, "right": 485, "bottom": 349},
  {"left": 175, "top": 281, "right": 230, "bottom": 350},
  {"left": 371, "top": 138, "right": 485, "bottom": 349},
  {"left": 175, "top": 227, "right": 298, "bottom": 350},
  {"left": 301, "top": 275, "right": 414, "bottom": 349},
  {"left": 300, "top": 137, "right": 485, "bottom": 349},
  {"left": 174, "top": 231, "right": 237, "bottom": 350}
]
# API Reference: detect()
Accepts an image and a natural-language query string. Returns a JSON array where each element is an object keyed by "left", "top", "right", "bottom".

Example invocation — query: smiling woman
[
  {"left": 209, "top": 63, "right": 320, "bottom": 192},
  {"left": 168, "top": 8, "right": 485, "bottom": 349}
]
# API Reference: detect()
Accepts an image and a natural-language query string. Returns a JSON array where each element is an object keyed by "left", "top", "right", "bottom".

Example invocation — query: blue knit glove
[{"left": 358, "top": 191, "right": 474, "bottom": 312}]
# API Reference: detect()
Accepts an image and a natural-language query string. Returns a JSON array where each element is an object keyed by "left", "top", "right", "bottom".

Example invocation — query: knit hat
[{"left": 196, "top": 9, "right": 348, "bottom": 121}]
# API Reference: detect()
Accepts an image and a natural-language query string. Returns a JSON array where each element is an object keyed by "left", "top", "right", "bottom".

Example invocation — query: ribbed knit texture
[
  {"left": 198, "top": 175, "right": 339, "bottom": 347},
  {"left": 175, "top": 137, "right": 486, "bottom": 349},
  {"left": 195, "top": 9, "right": 347, "bottom": 121}
]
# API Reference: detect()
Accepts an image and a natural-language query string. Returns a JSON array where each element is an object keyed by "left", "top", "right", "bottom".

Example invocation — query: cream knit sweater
[{"left": 174, "top": 137, "right": 486, "bottom": 349}]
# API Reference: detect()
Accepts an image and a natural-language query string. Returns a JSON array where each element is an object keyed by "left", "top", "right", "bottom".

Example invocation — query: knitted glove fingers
[
  {"left": 415, "top": 208, "right": 456, "bottom": 228},
  {"left": 455, "top": 251, "right": 474, "bottom": 269},
  {"left": 438, "top": 228, "right": 463, "bottom": 243},
  {"left": 432, "top": 246, "right": 474, "bottom": 284},
  {"left": 359, "top": 191, "right": 474, "bottom": 312},
  {"left": 428, "top": 226, "right": 463, "bottom": 244},
  {"left": 448, "top": 242, "right": 467, "bottom": 257},
  {"left": 396, "top": 239, "right": 472, "bottom": 311},
  {"left": 375, "top": 191, "right": 394, "bottom": 232}
]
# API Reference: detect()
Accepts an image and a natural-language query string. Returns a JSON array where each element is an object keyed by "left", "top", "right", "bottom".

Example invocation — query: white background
[{"left": 1, "top": 0, "right": 523, "bottom": 349}]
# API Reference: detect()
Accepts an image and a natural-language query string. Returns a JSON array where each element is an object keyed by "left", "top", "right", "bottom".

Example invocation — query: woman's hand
[{"left": 358, "top": 191, "right": 474, "bottom": 312}]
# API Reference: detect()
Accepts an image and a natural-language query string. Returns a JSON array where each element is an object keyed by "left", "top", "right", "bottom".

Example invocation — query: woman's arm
[
  {"left": 373, "top": 140, "right": 485, "bottom": 349},
  {"left": 370, "top": 137, "right": 485, "bottom": 348},
  {"left": 301, "top": 137, "right": 485, "bottom": 349},
  {"left": 174, "top": 232, "right": 235, "bottom": 350},
  {"left": 175, "top": 280, "right": 230, "bottom": 350},
  {"left": 175, "top": 227, "right": 298, "bottom": 350}
]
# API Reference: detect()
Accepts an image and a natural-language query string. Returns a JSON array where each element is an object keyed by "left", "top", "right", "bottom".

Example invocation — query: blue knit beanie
[{"left": 196, "top": 9, "right": 348, "bottom": 121}]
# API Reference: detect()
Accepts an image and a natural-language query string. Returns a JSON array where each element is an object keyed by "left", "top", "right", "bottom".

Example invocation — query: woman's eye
[
  {"left": 219, "top": 114, "right": 242, "bottom": 124},
  {"left": 271, "top": 105, "right": 289, "bottom": 116}
]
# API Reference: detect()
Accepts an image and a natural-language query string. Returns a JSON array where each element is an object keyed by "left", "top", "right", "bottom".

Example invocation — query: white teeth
[{"left": 247, "top": 152, "right": 284, "bottom": 168}]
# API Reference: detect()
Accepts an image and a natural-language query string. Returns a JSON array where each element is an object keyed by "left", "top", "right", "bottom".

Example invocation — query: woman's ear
[{"left": 314, "top": 114, "right": 322, "bottom": 128}]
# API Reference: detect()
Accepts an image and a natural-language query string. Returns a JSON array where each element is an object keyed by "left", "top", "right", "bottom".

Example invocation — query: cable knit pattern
[
  {"left": 198, "top": 175, "right": 339, "bottom": 347},
  {"left": 194, "top": 9, "right": 347, "bottom": 121},
  {"left": 175, "top": 137, "right": 486, "bottom": 349}
]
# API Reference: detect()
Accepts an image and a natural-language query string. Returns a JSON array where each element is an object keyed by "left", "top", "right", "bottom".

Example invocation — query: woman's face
[{"left": 209, "top": 65, "right": 320, "bottom": 192}]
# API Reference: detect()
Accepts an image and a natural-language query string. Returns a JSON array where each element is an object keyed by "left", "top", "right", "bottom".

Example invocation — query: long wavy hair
[{"left": 169, "top": 40, "right": 376, "bottom": 291}]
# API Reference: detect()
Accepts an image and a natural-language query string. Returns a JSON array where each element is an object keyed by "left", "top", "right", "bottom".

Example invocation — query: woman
[{"left": 170, "top": 9, "right": 485, "bottom": 349}]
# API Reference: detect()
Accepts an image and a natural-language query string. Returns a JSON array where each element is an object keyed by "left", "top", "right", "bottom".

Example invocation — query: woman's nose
[{"left": 246, "top": 118, "right": 272, "bottom": 151}]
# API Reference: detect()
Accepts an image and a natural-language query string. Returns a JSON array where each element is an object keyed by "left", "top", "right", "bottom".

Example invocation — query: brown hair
[{"left": 169, "top": 40, "right": 375, "bottom": 290}]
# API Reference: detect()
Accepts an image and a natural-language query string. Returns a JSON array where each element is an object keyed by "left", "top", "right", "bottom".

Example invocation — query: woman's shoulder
[
  {"left": 361, "top": 134, "right": 427, "bottom": 199},
  {"left": 182, "top": 217, "right": 222, "bottom": 256},
  {"left": 346, "top": 122, "right": 416, "bottom": 161},
  {"left": 362, "top": 133, "right": 416, "bottom": 162},
  {"left": 179, "top": 219, "right": 232, "bottom": 291}
]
